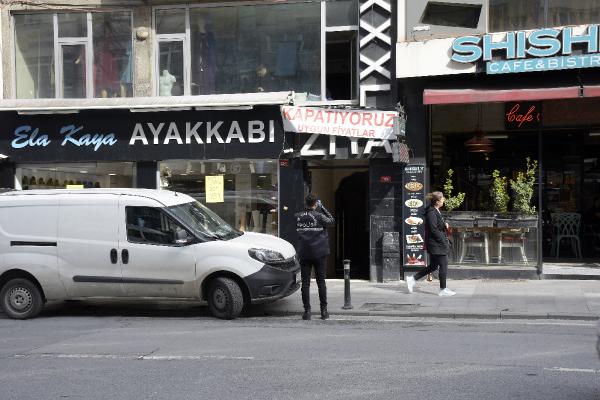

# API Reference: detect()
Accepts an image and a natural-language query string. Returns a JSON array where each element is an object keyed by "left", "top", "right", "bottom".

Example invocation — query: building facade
[
  {"left": 397, "top": 0, "right": 600, "bottom": 276},
  {"left": 0, "top": 0, "right": 401, "bottom": 282}
]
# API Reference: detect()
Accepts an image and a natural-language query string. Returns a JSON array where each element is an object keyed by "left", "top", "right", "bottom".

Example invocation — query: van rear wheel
[
  {"left": 207, "top": 277, "right": 243, "bottom": 320},
  {"left": 0, "top": 278, "right": 43, "bottom": 319}
]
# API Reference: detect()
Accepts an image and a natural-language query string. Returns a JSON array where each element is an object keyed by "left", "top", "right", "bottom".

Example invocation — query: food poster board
[{"left": 402, "top": 165, "right": 426, "bottom": 267}]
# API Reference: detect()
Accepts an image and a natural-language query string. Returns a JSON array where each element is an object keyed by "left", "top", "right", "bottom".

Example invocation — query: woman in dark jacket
[{"left": 406, "top": 191, "right": 456, "bottom": 296}]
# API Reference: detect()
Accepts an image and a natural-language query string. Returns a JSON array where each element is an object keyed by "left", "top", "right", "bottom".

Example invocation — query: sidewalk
[{"left": 256, "top": 279, "right": 600, "bottom": 321}]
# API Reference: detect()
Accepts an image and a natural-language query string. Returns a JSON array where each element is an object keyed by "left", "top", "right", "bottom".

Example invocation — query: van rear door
[
  {"left": 57, "top": 193, "right": 124, "bottom": 297},
  {"left": 118, "top": 195, "right": 197, "bottom": 298}
]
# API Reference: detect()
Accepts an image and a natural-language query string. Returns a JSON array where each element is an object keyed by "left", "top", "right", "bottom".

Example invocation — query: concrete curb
[
  {"left": 255, "top": 309, "right": 600, "bottom": 321},
  {"left": 541, "top": 274, "right": 600, "bottom": 280}
]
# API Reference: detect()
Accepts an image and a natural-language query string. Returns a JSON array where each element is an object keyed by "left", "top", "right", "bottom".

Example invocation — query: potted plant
[
  {"left": 490, "top": 170, "right": 512, "bottom": 228},
  {"left": 510, "top": 157, "right": 539, "bottom": 227},
  {"left": 443, "top": 169, "right": 473, "bottom": 227},
  {"left": 490, "top": 170, "right": 509, "bottom": 213}
]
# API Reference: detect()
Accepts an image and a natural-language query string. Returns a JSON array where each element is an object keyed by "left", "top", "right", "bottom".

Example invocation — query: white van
[{"left": 0, "top": 189, "right": 300, "bottom": 319}]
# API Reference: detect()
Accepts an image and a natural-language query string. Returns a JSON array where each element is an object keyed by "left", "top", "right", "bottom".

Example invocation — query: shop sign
[
  {"left": 504, "top": 102, "right": 542, "bottom": 130},
  {"left": 0, "top": 107, "right": 284, "bottom": 162},
  {"left": 452, "top": 25, "right": 600, "bottom": 74},
  {"left": 299, "top": 133, "right": 393, "bottom": 159},
  {"left": 402, "top": 165, "right": 426, "bottom": 267},
  {"left": 281, "top": 106, "right": 398, "bottom": 140}
]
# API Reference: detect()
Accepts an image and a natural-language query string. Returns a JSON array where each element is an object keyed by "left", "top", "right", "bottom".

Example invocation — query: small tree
[
  {"left": 510, "top": 157, "right": 538, "bottom": 215},
  {"left": 490, "top": 170, "right": 509, "bottom": 213},
  {"left": 443, "top": 169, "right": 465, "bottom": 211}
]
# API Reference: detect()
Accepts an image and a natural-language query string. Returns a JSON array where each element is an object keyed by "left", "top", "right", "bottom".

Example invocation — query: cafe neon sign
[{"left": 452, "top": 25, "right": 600, "bottom": 74}]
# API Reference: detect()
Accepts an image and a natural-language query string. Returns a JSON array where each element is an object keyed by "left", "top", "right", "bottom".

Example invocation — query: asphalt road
[{"left": 0, "top": 303, "right": 598, "bottom": 400}]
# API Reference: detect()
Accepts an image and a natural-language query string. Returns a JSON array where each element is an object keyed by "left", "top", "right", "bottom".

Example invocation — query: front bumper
[{"left": 244, "top": 258, "right": 300, "bottom": 305}]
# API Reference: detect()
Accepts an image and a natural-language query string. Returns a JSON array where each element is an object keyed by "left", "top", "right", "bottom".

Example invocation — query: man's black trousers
[{"left": 300, "top": 256, "right": 327, "bottom": 311}]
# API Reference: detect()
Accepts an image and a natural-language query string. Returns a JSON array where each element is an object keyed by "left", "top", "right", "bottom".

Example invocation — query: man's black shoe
[
  {"left": 320, "top": 308, "right": 329, "bottom": 320},
  {"left": 302, "top": 311, "right": 311, "bottom": 320}
]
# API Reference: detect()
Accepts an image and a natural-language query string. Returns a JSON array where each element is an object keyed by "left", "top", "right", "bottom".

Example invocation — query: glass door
[{"left": 542, "top": 132, "right": 586, "bottom": 260}]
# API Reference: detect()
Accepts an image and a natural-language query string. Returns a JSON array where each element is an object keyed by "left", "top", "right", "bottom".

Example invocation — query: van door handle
[
  {"left": 110, "top": 249, "right": 118, "bottom": 264},
  {"left": 122, "top": 249, "right": 129, "bottom": 264}
]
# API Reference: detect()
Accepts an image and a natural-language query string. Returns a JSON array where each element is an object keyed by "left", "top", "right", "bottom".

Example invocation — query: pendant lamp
[{"left": 464, "top": 104, "right": 495, "bottom": 153}]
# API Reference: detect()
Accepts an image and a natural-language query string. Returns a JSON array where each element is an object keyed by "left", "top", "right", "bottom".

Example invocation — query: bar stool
[
  {"left": 498, "top": 229, "right": 528, "bottom": 264},
  {"left": 459, "top": 229, "right": 489, "bottom": 264}
]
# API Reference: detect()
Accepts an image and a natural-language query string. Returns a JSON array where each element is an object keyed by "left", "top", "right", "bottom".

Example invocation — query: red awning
[
  {"left": 582, "top": 85, "right": 600, "bottom": 98},
  {"left": 423, "top": 87, "right": 581, "bottom": 105}
]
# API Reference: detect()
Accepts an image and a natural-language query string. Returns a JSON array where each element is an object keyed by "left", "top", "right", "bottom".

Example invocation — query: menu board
[{"left": 402, "top": 165, "right": 426, "bottom": 267}]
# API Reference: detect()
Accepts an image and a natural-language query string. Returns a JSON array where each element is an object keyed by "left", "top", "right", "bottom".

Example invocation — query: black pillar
[
  {"left": 278, "top": 158, "right": 306, "bottom": 248},
  {"left": 136, "top": 161, "right": 158, "bottom": 189},
  {"left": 0, "top": 162, "right": 16, "bottom": 189},
  {"left": 369, "top": 158, "right": 403, "bottom": 282},
  {"left": 399, "top": 79, "right": 428, "bottom": 162}
]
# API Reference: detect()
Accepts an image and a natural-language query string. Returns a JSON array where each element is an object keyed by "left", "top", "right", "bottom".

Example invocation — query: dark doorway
[
  {"left": 335, "top": 171, "right": 370, "bottom": 279},
  {"left": 305, "top": 161, "right": 369, "bottom": 278}
]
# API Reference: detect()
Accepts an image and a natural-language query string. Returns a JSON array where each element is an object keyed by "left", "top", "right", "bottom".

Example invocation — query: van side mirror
[{"left": 175, "top": 229, "right": 193, "bottom": 245}]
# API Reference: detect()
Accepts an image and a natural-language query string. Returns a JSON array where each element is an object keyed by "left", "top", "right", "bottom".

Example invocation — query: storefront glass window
[
  {"left": 93, "top": 12, "right": 134, "bottom": 98},
  {"left": 430, "top": 104, "right": 540, "bottom": 267},
  {"left": 13, "top": 12, "right": 133, "bottom": 99},
  {"left": 489, "top": 0, "right": 544, "bottom": 32},
  {"left": 15, "top": 162, "right": 134, "bottom": 190},
  {"left": 14, "top": 14, "right": 55, "bottom": 99},
  {"left": 159, "top": 160, "right": 279, "bottom": 236}
]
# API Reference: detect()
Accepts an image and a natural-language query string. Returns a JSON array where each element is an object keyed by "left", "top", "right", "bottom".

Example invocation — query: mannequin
[
  {"left": 251, "top": 210, "right": 262, "bottom": 233},
  {"left": 191, "top": 14, "right": 216, "bottom": 94},
  {"left": 159, "top": 69, "right": 176, "bottom": 96}
]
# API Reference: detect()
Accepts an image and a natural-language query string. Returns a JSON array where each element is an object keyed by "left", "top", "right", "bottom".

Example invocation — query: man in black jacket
[{"left": 296, "top": 194, "right": 335, "bottom": 320}]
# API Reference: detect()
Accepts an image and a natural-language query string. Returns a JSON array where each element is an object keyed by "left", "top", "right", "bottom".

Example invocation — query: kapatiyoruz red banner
[{"left": 281, "top": 106, "right": 398, "bottom": 140}]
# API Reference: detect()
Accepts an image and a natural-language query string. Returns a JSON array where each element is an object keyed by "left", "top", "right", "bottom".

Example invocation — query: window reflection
[
  {"left": 489, "top": 0, "right": 544, "bottom": 32},
  {"left": 154, "top": 3, "right": 321, "bottom": 96},
  {"left": 93, "top": 12, "right": 133, "bottom": 98},
  {"left": 160, "top": 160, "right": 279, "bottom": 236},
  {"left": 14, "top": 14, "right": 55, "bottom": 98}
]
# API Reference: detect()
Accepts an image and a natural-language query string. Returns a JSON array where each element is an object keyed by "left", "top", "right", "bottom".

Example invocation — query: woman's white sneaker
[
  {"left": 439, "top": 288, "right": 456, "bottom": 297},
  {"left": 406, "top": 276, "right": 415, "bottom": 293}
]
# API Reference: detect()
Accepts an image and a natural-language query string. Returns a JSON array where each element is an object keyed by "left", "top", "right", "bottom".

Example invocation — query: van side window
[{"left": 126, "top": 206, "right": 185, "bottom": 246}]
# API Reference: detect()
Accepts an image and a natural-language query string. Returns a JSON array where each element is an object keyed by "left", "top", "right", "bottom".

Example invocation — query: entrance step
[{"left": 541, "top": 262, "right": 600, "bottom": 280}]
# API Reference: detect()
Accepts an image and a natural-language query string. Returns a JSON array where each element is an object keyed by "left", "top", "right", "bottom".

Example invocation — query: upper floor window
[
  {"left": 489, "top": 0, "right": 544, "bottom": 32},
  {"left": 154, "top": 3, "right": 321, "bottom": 97},
  {"left": 489, "top": 0, "right": 600, "bottom": 32},
  {"left": 14, "top": 12, "right": 133, "bottom": 99},
  {"left": 325, "top": 0, "right": 359, "bottom": 101},
  {"left": 406, "top": 1, "right": 486, "bottom": 42}
]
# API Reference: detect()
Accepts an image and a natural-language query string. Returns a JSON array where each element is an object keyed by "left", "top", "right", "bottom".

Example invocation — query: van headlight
[{"left": 248, "top": 248, "right": 285, "bottom": 263}]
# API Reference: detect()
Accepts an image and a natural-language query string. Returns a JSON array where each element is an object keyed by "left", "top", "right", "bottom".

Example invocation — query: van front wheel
[
  {"left": 0, "top": 278, "right": 43, "bottom": 319},
  {"left": 207, "top": 277, "right": 243, "bottom": 320}
]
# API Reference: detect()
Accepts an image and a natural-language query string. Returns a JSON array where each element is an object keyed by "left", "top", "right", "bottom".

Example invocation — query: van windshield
[{"left": 167, "top": 201, "right": 242, "bottom": 241}]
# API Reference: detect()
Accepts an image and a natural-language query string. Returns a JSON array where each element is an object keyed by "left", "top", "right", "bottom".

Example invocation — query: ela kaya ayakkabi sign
[{"left": 452, "top": 25, "right": 600, "bottom": 74}]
